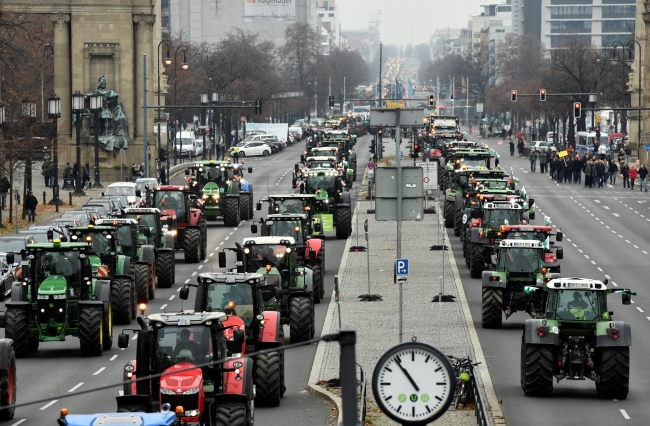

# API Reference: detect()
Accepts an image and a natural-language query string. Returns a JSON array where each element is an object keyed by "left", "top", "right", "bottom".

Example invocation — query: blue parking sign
[{"left": 396, "top": 259, "right": 409, "bottom": 275}]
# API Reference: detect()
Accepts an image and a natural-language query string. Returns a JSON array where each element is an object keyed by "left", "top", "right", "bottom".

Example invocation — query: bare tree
[{"left": 281, "top": 23, "right": 320, "bottom": 91}]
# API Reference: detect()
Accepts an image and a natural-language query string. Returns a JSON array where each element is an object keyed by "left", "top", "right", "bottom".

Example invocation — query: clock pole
[{"left": 339, "top": 330, "right": 361, "bottom": 426}]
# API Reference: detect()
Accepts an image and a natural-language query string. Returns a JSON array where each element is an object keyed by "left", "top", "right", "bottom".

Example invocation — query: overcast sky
[{"left": 337, "top": 0, "right": 487, "bottom": 47}]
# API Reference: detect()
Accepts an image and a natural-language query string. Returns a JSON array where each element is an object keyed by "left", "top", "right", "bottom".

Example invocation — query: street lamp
[
  {"left": 157, "top": 39, "right": 173, "bottom": 180},
  {"left": 211, "top": 92, "right": 219, "bottom": 160},
  {"left": 48, "top": 94, "right": 61, "bottom": 211},
  {"left": 41, "top": 44, "right": 54, "bottom": 122},
  {"left": 172, "top": 45, "right": 189, "bottom": 166},
  {"left": 612, "top": 40, "right": 642, "bottom": 158},
  {"left": 89, "top": 94, "right": 103, "bottom": 187},
  {"left": 72, "top": 91, "right": 86, "bottom": 195},
  {"left": 20, "top": 100, "right": 36, "bottom": 219},
  {"left": 200, "top": 92, "right": 208, "bottom": 159}
]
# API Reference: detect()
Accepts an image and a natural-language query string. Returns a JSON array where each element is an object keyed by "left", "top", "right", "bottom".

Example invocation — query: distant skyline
[{"left": 337, "top": 0, "right": 487, "bottom": 47}]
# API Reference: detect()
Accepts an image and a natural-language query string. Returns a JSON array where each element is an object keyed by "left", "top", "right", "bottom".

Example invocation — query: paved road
[
  {"left": 450, "top": 134, "right": 650, "bottom": 425},
  {"left": 4, "top": 135, "right": 372, "bottom": 425}
]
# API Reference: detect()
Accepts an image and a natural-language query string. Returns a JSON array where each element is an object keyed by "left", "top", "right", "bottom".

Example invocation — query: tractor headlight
[
  {"left": 53, "top": 294, "right": 67, "bottom": 300},
  {"left": 185, "top": 410, "right": 199, "bottom": 416},
  {"left": 37, "top": 295, "right": 49, "bottom": 300},
  {"left": 202, "top": 195, "right": 209, "bottom": 199},
  {"left": 212, "top": 194, "right": 219, "bottom": 200},
  {"left": 160, "top": 388, "right": 176, "bottom": 395},
  {"left": 182, "top": 387, "right": 200, "bottom": 395}
]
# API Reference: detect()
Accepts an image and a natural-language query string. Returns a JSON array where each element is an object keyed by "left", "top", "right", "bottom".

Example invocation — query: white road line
[
  {"left": 612, "top": 230, "right": 616, "bottom": 233},
  {"left": 209, "top": 253, "right": 214, "bottom": 257},
  {"left": 603, "top": 206, "right": 610, "bottom": 209},
  {"left": 599, "top": 222, "right": 604, "bottom": 225},
  {"left": 11, "top": 420, "right": 26, "bottom": 426},
  {"left": 605, "top": 275, "right": 611, "bottom": 279},
  {"left": 169, "top": 295, "right": 175, "bottom": 301},
  {"left": 204, "top": 259, "right": 209, "bottom": 263},
  {"left": 591, "top": 261, "right": 596, "bottom": 265},
  {"left": 220, "top": 242, "right": 224, "bottom": 245},
  {"left": 619, "top": 235, "right": 623, "bottom": 238},
  {"left": 39, "top": 400, "right": 58, "bottom": 410},
  {"left": 225, "top": 236, "right": 229, "bottom": 240},
  {"left": 637, "top": 307, "right": 644, "bottom": 313},
  {"left": 184, "top": 279, "right": 190, "bottom": 284},
  {"left": 573, "top": 244, "right": 577, "bottom": 247},
  {"left": 93, "top": 367, "right": 105, "bottom": 375},
  {"left": 590, "top": 214, "right": 594, "bottom": 217},
  {"left": 234, "top": 227, "right": 238, "bottom": 230},
  {"left": 118, "top": 391, "right": 124, "bottom": 396},
  {"left": 625, "top": 240, "right": 631, "bottom": 243},
  {"left": 646, "top": 317, "right": 650, "bottom": 322},
  {"left": 620, "top": 408, "right": 630, "bottom": 419},
  {"left": 110, "top": 355, "right": 118, "bottom": 361},
  {"left": 567, "top": 238, "right": 572, "bottom": 242},
  {"left": 578, "top": 249, "right": 583, "bottom": 253},
  {"left": 68, "top": 382, "right": 84, "bottom": 392},
  {"left": 160, "top": 304, "right": 167, "bottom": 310},
  {"left": 191, "top": 272, "right": 197, "bottom": 276},
  {"left": 132, "top": 334, "right": 138, "bottom": 340},
  {"left": 643, "top": 251, "right": 648, "bottom": 254},
  {"left": 634, "top": 245, "right": 639, "bottom": 249},
  {"left": 597, "top": 267, "right": 603, "bottom": 272},
  {"left": 584, "top": 254, "right": 589, "bottom": 258},
  {"left": 177, "top": 287, "right": 181, "bottom": 292},
  {"left": 606, "top": 225, "right": 610, "bottom": 229},
  {"left": 229, "top": 231, "right": 234, "bottom": 235},
  {"left": 198, "top": 265, "right": 203, "bottom": 269},
  {"left": 612, "top": 282, "right": 619, "bottom": 287}
]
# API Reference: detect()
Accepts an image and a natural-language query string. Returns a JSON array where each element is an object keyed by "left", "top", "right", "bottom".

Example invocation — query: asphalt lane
[
  {"left": 451, "top": 134, "right": 650, "bottom": 425},
  {"left": 4, "top": 135, "right": 372, "bottom": 425}
]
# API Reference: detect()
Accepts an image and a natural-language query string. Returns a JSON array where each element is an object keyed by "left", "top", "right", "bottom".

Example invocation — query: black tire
[
  {"left": 254, "top": 351, "right": 282, "bottom": 406},
  {"left": 240, "top": 193, "right": 251, "bottom": 221},
  {"left": 442, "top": 174, "right": 449, "bottom": 190},
  {"left": 454, "top": 209, "right": 462, "bottom": 236},
  {"left": 263, "top": 150, "right": 270, "bottom": 157},
  {"left": 215, "top": 402, "right": 247, "bottom": 426},
  {"left": 311, "top": 265, "right": 322, "bottom": 304},
  {"left": 129, "top": 263, "right": 137, "bottom": 320},
  {"left": 247, "top": 186, "right": 254, "bottom": 218},
  {"left": 481, "top": 287, "right": 503, "bottom": 328},
  {"left": 156, "top": 251, "right": 174, "bottom": 288},
  {"left": 444, "top": 201, "right": 454, "bottom": 228},
  {"left": 103, "top": 299, "right": 113, "bottom": 351},
  {"left": 0, "top": 344, "right": 16, "bottom": 421},
  {"left": 278, "top": 326, "right": 286, "bottom": 396},
  {"left": 79, "top": 307, "right": 103, "bottom": 357},
  {"left": 335, "top": 207, "right": 351, "bottom": 239},
  {"left": 521, "top": 343, "right": 554, "bottom": 396},
  {"left": 469, "top": 244, "right": 484, "bottom": 278},
  {"left": 289, "top": 297, "right": 313, "bottom": 343},
  {"left": 183, "top": 228, "right": 201, "bottom": 263},
  {"left": 224, "top": 196, "right": 240, "bottom": 227},
  {"left": 596, "top": 347, "right": 629, "bottom": 399},
  {"left": 200, "top": 220, "right": 207, "bottom": 261},
  {"left": 5, "top": 309, "right": 28, "bottom": 358},
  {"left": 111, "top": 278, "right": 132, "bottom": 325},
  {"left": 134, "top": 263, "right": 149, "bottom": 304}
]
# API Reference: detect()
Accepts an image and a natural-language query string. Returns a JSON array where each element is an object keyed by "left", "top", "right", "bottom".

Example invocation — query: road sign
[
  {"left": 416, "top": 161, "right": 438, "bottom": 190},
  {"left": 596, "top": 115, "right": 601, "bottom": 123},
  {"left": 396, "top": 276, "right": 408, "bottom": 284},
  {"left": 399, "top": 151, "right": 403, "bottom": 160},
  {"left": 367, "top": 161, "right": 375, "bottom": 170},
  {"left": 645, "top": 144, "right": 650, "bottom": 151},
  {"left": 386, "top": 100, "right": 407, "bottom": 108},
  {"left": 526, "top": 120, "right": 532, "bottom": 127},
  {"left": 369, "top": 108, "right": 425, "bottom": 127},
  {"left": 476, "top": 103, "right": 484, "bottom": 113},
  {"left": 396, "top": 259, "right": 409, "bottom": 275}
]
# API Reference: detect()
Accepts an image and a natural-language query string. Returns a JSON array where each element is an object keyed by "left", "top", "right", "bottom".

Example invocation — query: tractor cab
[
  {"left": 305, "top": 156, "right": 337, "bottom": 170},
  {"left": 67, "top": 225, "right": 120, "bottom": 277},
  {"left": 499, "top": 225, "right": 564, "bottom": 272},
  {"left": 496, "top": 239, "right": 548, "bottom": 278},
  {"left": 300, "top": 169, "right": 346, "bottom": 202},
  {"left": 258, "top": 194, "right": 317, "bottom": 219},
  {"left": 186, "top": 160, "right": 230, "bottom": 190},
  {"left": 238, "top": 237, "right": 299, "bottom": 290},
  {"left": 254, "top": 213, "right": 320, "bottom": 244},
  {"left": 123, "top": 208, "right": 167, "bottom": 246},
  {"left": 152, "top": 186, "right": 200, "bottom": 230}
]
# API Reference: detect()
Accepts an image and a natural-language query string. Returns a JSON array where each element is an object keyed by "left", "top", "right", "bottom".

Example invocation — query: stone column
[
  {"left": 51, "top": 13, "right": 71, "bottom": 138},
  {"left": 133, "top": 14, "right": 156, "bottom": 140}
]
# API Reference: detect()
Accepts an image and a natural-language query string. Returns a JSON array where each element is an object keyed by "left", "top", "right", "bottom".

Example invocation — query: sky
[{"left": 337, "top": 0, "right": 486, "bottom": 47}]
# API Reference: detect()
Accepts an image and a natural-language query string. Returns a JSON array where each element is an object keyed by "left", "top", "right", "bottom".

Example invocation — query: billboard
[{"left": 244, "top": 0, "right": 296, "bottom": 17}]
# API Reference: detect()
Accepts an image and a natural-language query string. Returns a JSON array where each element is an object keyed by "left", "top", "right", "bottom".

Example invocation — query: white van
[{"left": 176, "top": 131, "right": 201, "bottom": 157}]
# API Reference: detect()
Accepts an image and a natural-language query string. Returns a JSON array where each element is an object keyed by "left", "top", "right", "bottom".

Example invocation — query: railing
[
  {"left": 356, "top": 362, "right": 367, "bottom": 424},
  {"left": 468, "top": 363, "right": 491, "bottom": 426}
]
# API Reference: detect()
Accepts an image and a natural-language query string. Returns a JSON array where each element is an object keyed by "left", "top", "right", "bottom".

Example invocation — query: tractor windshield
[
  {"left": 306, "top": 159, "right": 336, "bottom": 169},
  {"left": 312, "top": 149, "right": 337, "bottom": 157},
  {"left": 500, "top": 248, "right": 542, "bottom": 273},
  {"left": 35, "top": 250, "right": 81, "bottom": 296},
  {"left": 245, "top": 244, "right": 290, "bottom": 272},
  {"left": 554, "top": 290, "right": 600, "bottom": 321},
  {"left": 485, "top": 181, "right": 508, "bottom": 190},
  {"left": 154, "top": 325, "right": 213, "bottom": 369},
  {"left": 485, "top": 209, "right": 520, "bottom": 229},
  {"left": 205, "top": 283, "right": 255, "bottom": 326},
  {"left": 459, "top": 157, "right": 489, "bottom": 168},
  {"left": 114, "top": 226, "right": 134, "bottom": 257},
  {"left": 154, "top": 191, "right": 187, "bottom": 222},
  {"left": 307, "top": 175, "right": 335, "bottom": 192},
  {"left": 267, "top": 220, "right": 303, "bottom": 243},
  {"left": 85, "top": 232, "right": 113, "bottom": 254},
  {"left": 275, "top": 199, "right": 306, "bottom": 214},
  {"left": 198, "top": 166, "right": 225, "bottom": 185}
]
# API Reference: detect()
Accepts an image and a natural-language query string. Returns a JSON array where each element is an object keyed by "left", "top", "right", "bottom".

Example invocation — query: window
[
  {"left": 551, "top": 34, "right": 591, "bottom": 47},
  {"left": 550, "top": 20, "right": 592, "bottom": 33},
  {"left": 329, "top": 13, "right": 334, "bottom": 17},
  {"left": 550, "top": 6, "right": 592, "bottom": 17},
  {"left": 602, "top": 5, "right": 635, "bottom": 17},
  {"left": 602, "top": 20, "right": 635, "bottom": 32}
]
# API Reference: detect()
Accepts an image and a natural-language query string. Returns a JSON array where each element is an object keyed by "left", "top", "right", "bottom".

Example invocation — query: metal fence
[
  {"left": 469, "top": 363, "right": 491, "bottom": 426},
  {"left": 356, "top": 362, "right": 367, "bottom": 424}
]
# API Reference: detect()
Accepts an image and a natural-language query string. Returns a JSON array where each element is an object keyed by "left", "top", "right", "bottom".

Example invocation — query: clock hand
[{"left": 396, "top": 359, "right": 420, "bottom": 392}]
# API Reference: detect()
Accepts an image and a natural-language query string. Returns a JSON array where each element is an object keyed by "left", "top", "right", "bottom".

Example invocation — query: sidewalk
[{"left": 309, "top": 137, "right": 504, "bottom": 425}]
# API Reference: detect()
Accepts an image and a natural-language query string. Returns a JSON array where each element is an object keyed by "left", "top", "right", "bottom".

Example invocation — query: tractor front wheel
[
  {"left": 215, "top": 403, "right": 247, "bottom": 426},
  {"left": 111, "top": 278, "right": 132, "bottom": 325},
  {"left": 335, "top": 207, "right": 351, "bottom": 239},
  {"left": 311, "top": 264, "right": 323, "bottom": 304},
  {"left": 469, "top": 244, "right": 484, "bottom": 278},
  {"left": 5, "top": 309, "right": 28, "bottom": 358},
  {"left": 454, "top": 209, "right": 462, "bottom": 236},
  {"left": 520, "top": 342, "right": 554, "bottom": 396},
  {"left": 0, "top": 344, "right": 16, "bottom": 420},
  {"left": 444, "top": 201, "right": 454, "bottom": 228},
  {"left": 596, "top": 347, "right": 629, "bottom": 399},
  {"left": 481, "top": 287, "right": 503, "bottom": 328},
  {"left": 79, "top": 306, "right": 103, "bottom": 357},
  {"left": 254, "top": 351, "right": 282, "bottom": 407},
  {"left": 156, "top": 251, "right": 174, "bottom": 288},
  {"left": 224, "top": 197, "right": 240, "bottom": 227},
  {"left": 134, "top": 263, "right": 149, "bottom": 304},
  {"left": 240, "top": 193, "right": 251, "bottom": 221},
  {"left": 183, "top": 228, "right": 201, "bottom": 263},
  {"left": 289, "top": 297, "right": 313, "bottom": 343}
]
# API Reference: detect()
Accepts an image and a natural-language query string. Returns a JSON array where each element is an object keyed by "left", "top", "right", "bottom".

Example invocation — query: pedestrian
[
  {"left": 139, "top": 163, "right": 145, "bottom": 177},
  {"left": 598, "top": 143, "right": 607, "bottom": 161},
  {"left": 608, "top": 160, "right": 618, "bottom": 185},
  {"left": 193, "top": 114, "right": 199, "bottom": 129},
  {"left": 540, "top": 149, "right": 547, "bottom": 173},
  {"left": 25, "top": 190, "right": 38, "bottom": 223},
  {"left": 629, "top": 165, "right": 638, "bottom": 189},
  {"left": 424, "top": 147, "right": 431, "bottom": 160},
  {"left": 574, "top": 155, "right": 583, "bottom": 184},
  {"left": 232, "top": 145, "right": 240, "bottom": 163},
  {"left": 0, "top": 176, "right": 9, "bottom": 210},
  {"left": 517, "top": 138, "right": 524, "bottom": 157},
  {"left": 584, "top": 160, "right": 593, "bottom": 188},
  {"left": 557, "top": 156, "right": 566, "bottom": 183},
  {"left": 550, "top": 157, "right": 557, "bottom": 181},
  {"left": 639, "top": 164, "right": 648, "bottom": 192},
  {"left": 47, "top": 162, "right": 55, "bottom": 188},
  {"left": 529, "top": 149, "right": 538, "bottom": 172},
  {"left": 595, "top": 160, "right": 606, "bottom": 188},
  {"left": 160, "top": 164, "right": 167, "bottom": 185},
  {"left": 508, "top": 128, "right": 513, "bottom": 140},
  {"left": 83, "top": 163, "right": 90, "bottom": 188},
  {"left": 131, "top": 163, "right": 139, "bottom": 182},
  {"left": 216, "top": 143, "right": 222, "bottom": 160},
  {"left": 566, "top": 156, "right": 574, "bottom": 183},
  {"left": 42, "top": 161, "right": 50, "bottom": 187},
  {"left": 625, "top": 146, "right": 631, "bottom": 164},
  {"left": 621, "top": 163, "right": 630, "bottom": 188}
]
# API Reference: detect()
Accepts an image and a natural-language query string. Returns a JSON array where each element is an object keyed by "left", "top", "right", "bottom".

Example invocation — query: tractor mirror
[
  {"left": 622, "top": 294, "right": 632, "bottom": 305},
  {"left": 5, "top": 253, "right": 14, "bottom": 265},
  {"left": 292, "top": 178, "right": 297, "bottom": 188},
  {"left": 82, "top": 264, "right": 92, "bottom": 281},
  {"left": 335, "top": 178, "right": 343, "bottom": 192},
  {"left": 274, "top": 287, "right": 283, "bottom": 300},
  {"left": 314, "top": 223, "right": 322, "bottom": 233},
  {"left": 218, "top": 252, "right": 226, "bottom": 268},
  {"left": 179, "top": 287, "right": 189, "bottom": 300},
  {"left": 60, "top": 236, "right": 68, "bottom": 243},
  {"left": 300, "top": 154, "right": 305, "bottom": 163},
  {"left": 555, "top": 231, "right": 563, "bottom": 242},
  {"left": 251, "top": 224, "right": 258, "bottom": 234},
  {"left": 556, "top": 247, "right": 563, "bottom": 260},
  {"left": 135, "top": 190, "right": 142, "bottom": 198},
  {"left": 299, "top": 182, "right": 305, "bottom": 194},
  {"left": 295, "top": 163, "right": 300, "bottom": 173},
  {"left": 233, "top": 329, "right": 245, "bottom": 345},
  {"left": 118, "top": 333, "right": 130, "bottom": 349},
  {"left": 256, "top": 202, "right": 262, "bottom": 211},
  {"left": 529, "top": 210, "right": 535, "bottom": 221},
  {"left": 185, "top": 169, "right": 190, "bottom": 176},
  {"left": 309, "top": 251, "right": 317, "bottom": 267},
  {"left": 528, "top": 198, "right": 535, "bottom": 208},
  {"left": 248, "top": 167, "right": 253, "bottom": 174},
  {"left": 142, "top": 227, "right": 151, "bottom": 238},
  {"left": 47, "top": 229, "right": 54, "bottom": 241}
]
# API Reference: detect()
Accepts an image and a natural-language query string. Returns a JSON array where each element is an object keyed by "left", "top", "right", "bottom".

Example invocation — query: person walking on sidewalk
[
  {"left": 42, "top": 161, "right": 50, "bottom": 188},
  {"left": 628, "top": 165, "right": 638, "bottom": 190},
  {"left": 529, "top": 149, "right": 539, "bottom": 172},
  {"left": 608, "top": 160, "right": 618, "bottom": 185},
  {"left": 540, "top": 150, "right": 547, "bottom": 173},
  {"left": 131, "top": 163, "right": 139, "bottom": 182},
  {"left": 25, "top": 190, "right": 38, "bottom": 223},
  {"left": 160, "top": 164, "right": 167, "bottom": 185},
  {"left": 639, "top": 164, "right": 648, "bottom": 192}
]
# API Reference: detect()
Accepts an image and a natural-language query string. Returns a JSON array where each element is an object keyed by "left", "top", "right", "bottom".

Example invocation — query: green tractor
[
  {"left": 481, "top": 239, "right": 560, "bottom": 329},
  {"left": 218, "top": 236, "right": 315, "bottom": 343},
  {"left": 297, "top": 169, "right": 352, "bottom": 239},
  {"left": 121, "top": 208, "right": 176, "bottom": 290},
  {"left": 0, "top": 241, "right": 113, "bottom": 357},
  {"left": 441, "top": 149, "right": 497, "bottom": 190},
  {"left": 319, "top": 137, "right": 357, "bottom": 181},
  {"left": 67, "top": 223, "right": 138, "bottom": 324},
  {"left": 521, "top": 277, "right": 635, "bottom": 399}
]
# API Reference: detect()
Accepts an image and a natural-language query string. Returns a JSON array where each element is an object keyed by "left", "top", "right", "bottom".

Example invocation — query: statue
[{"left": 83, "top": 76, "right": 129, "bottom": 151}]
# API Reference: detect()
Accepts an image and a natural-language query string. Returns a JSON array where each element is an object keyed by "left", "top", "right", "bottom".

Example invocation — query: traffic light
[
  {"left": 378, "top": 129, "right": 383, "bottom": 136},
  {"left": 511, "top": 90, "right": 517, "bottom": 102},
  {"left": 481, "top": 114, "right": 486, "bottom": 122},
  {"left": 329, "top": 95, "right": 334, "bottom": 107},
  {"left": 595, "top": 126, "right": 601, "bottom": 140},
  {"left": 540, "top": 89, "right": 546, "bottom": 102},
  {"left": 428, "top": 94, "right": 434, "bottom": 107},
  {"left": 339, "top": 94, "right": 343, "bottom": 101},
  {"left": 255, "top": 97, "right": 262, "bottom": 114},
  {"left": 414, "top": 143, "right": 420, "bottom": 152},
  {"left": 450, "top": 93, "right": 454, "bottom": 102},
  {"left": 573, "top": 102, "right": 581, "bottom": 119}
]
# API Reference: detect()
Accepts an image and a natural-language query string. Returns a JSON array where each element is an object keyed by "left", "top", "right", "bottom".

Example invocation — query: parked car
[
  {"left": 135, "top": 178, "right": 159, "bottom": 206},
  {"left": 101, "top": 195, "right": 130, "bottom": 210},
  {"left": 60, "top": 210, "right": 94, "bottom": 226},
  {"left": 29, "top": 224, "right": 70, "bottom": 240},
  {"left": 86, "top": 198, "right": 120, "bottom": 216},
  {"left": 532, "top": 141, "right": 557, "bottom": 153},
  {"left": 50, "top": 217, "right": 82, "bottom": 228},
  {"left": 229, "top": 141, "right": 272, "bottom": 157},
  {"left": 106, "top": 182, "right": 141, "bottom": 206},
  {"left": 81, "top": 204, "right": 108, "bottom": 219},
  {"left": 19, "top": 229, "right": 53, "bottom": 244}
]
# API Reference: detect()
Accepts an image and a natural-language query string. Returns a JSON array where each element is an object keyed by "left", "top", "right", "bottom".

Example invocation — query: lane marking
[
  {"left": 634, "top": 245, "right": 639, "bottom": 249},
  {"left": 225, "top": 236, "right": 229, "bottom": 240},
  {"left": 578, "top": 249, "right": 583, "bottom": 253},
  {"left": 612, "top": 282, "right": 618, "bottom": 287},
  {"left": 605, "top": 275, "right": 611, "bottom": 279},
  {"left": 220, "top": 242, "right": 224, "bottom": 245},
  {"left": 169, "top": 295, "right": 175, "bottom": 301},
  {"left": 229, "top": 232, "right": 234, "bottom": 235},
  {"left": 625, "top": 240, "right": 631, "bottom": 243},
  {"left": 204, "top": 259, "right": 209, "bottom": 263},
  {"left": 11, "top": 420, "right": 26, "bottom": 426},
  {"left": 68, "top": 383, "right": 84, "bottom": 392},
  {"left": 132, "top": 334, "right": 138, "bottom": 340},
  {"left": 39, "top": 400, "right": 58, "bottom": 410},
  {"left": 643, "top": 251, "right": 648, "bottom": 254},
  {"left": 184, "top": 279, "right": 190, "bottom": 284},
  {"left": 177, "top": 287, "right": 181, "bottom": 292},
  {"left": 591, "top": 261, "right": 596, "bottom": 265},
  {"left": 160, "top": 304, "right": 167, "bottom": 310},
  {"left": 198, "top": 265, "right": 203, "bottom": 270},
  {"left": 572, "top": 244, "right": 577, "bottom": 247},
  {"left": 636, "top": 307, "right": 644, "bottom": 313},
  {"left": 110, "top": 355, "right": 118, "bottom": 361},
  {"left": 93, "top": 367, "right": 106, "bottom": 376},
  {"left": 597, "top": 267, "right": 603, "bottom": 272},
  {"left": 118, "top": 391, "right": 124, "bottom": 396},
  {"left": 209, "top": 253, "right": 214, "bottom": 257},
  {"left": 191, "top": 272, "right": 197, "bottom": 276},
  {"left": 620, "top": 409, "right": 630, "bottom": 419}
]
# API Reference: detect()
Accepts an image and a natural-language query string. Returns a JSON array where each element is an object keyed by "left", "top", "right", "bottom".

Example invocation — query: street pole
[
  {"left": 41, "top": 44, "right": 53, "bottom": 122},
  {"left": 637, "top": 42, "right": 642, "bottom": 160},
  {"left": 53, "top": 115, "right": 59, "bottom": 211},
  {"left": 143, "top": 54, "right": 149, "bottom": 178},
  {"left": 378, "top": 44, "right": 382, "bottom": 108},
  {"left": 395, "top": 109, "right": 403, "bottom": 343},
  {"left": 93, "top": 108, "right": 101, "bottom": 186}
]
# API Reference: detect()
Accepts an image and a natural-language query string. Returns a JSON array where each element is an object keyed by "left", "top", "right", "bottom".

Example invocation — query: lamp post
[
  {"left": 89, "top": 94, "right": 103, "bottom": 187},
  {"left": 612, "top": 40, "right": 643, "bottom": 158},
  {"left": 200, "top": 92, "right": 208, "bottom": 159},
  {"left": 48, "top": 94, "right": 61, "bottom": 211},
  {"left": 0, "top": 102, "right": 5, "bottom": 227},
  {"left": 72, "top": 91, "right": 86, "bottom": 196},
  {"left": 41, "top": 44, "right": 54, "bottom": 122},
  {"left": 157, "top": 39, "right": 172, "bottom": 177},
  {"left": 21, "top": 100, "right": 36, "bottom": 219},
  {"left": 306, "top": 82, "right": 311, "bottom": 121},
  {"left": 172, "top": 45, "right": 189, "bottom": 166},
  {"left": 211, "top": 92, "right": 218, "bottom": 160}
]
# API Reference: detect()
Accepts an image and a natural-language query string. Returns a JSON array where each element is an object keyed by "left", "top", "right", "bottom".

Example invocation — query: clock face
[{"left": 372, "top": 342, "right": 455, "bottom": 424}]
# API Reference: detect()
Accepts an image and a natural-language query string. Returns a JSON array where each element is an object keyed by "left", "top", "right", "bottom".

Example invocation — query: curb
[
  {"left": 440, "top": 199, "right": 505, "bottom": 425},
  {"left": 307, "top": 199, "right": 358, "bottom": 425}
]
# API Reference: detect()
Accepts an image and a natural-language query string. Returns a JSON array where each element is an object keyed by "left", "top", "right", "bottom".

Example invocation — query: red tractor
[
  {"left": 117, "top": 312, "right": 253, "bottom": 425},
  {"left": 152, "top": 185, "right": 207, "bottom": 263}
]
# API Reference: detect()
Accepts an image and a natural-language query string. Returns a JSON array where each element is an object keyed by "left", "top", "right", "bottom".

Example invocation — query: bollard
[
  {"left": 43, "top": 191, "right": 46, "bottom": 205},
  {"left": 69, "top": 191, "right": 73, "bottom": 206}
]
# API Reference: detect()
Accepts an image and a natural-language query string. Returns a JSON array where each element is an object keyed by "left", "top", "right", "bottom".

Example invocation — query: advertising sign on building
[{"left": 244, "top": 0, "right": 296, "bottom": 17}]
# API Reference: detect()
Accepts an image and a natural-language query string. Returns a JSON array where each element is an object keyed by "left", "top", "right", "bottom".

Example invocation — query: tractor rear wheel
[
  {"left": 520, "top": 342, "right": 554, "bottom": 396},
  {"left": 240, "top": 193, "right": 251, "bottom": 221},
  {"left": 111, "top": 278, "right": 132, "bottom": 325},
  {"left": 596, "top": 347, "right": 629, "bottom": 399},
  {"left": 254, "top": 351, "right": 282, "bottom": 406},
  {"left": 481, "top": 287, "right": 503, "bottom": 328},
  {"left": 444, "top": 201, "right": 454, "bottom": 228},
  {"left": 5, "top": 309, "right": 28, "bottom": 358},
  {"left": 0, "top": 344, "right": 16, "bottom": 420},
  {"left": 224, "top": 197, "right": 240, "bottom": 227},
  {"left": 79, "top": 306, "right": 103, "bottom": 357},
  {"left": 469, "top": 244, "right": 484, "bottom": 278},
  {"left": 102, "top": 299, "right": 113, "bottom": 351},
  {"left": 200, "top": 220, "right": 207, "bottom": 261},
  {"left": 183, "top": 228, "right": 201, "bottom": 263},
  {"left": 335, "top": 207, "right": 351, "bottom": 239},
  {"left": 289, "top": 297, "right": 313, "bottom": 343},
  {"left": 156, "top": 251, "right": 174, "bottom": 288},
  {"left": 215, "top": 403, "right": 247, "bottom": 426},
  {"left": 454, "top": 209, "right": 462, "bottom": 236},
  {"left": 311, "top": 265, "right": 323, "bottom": 304},
  {"left": 134, "top": 263, "right": 149, "bottom": 304}
]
